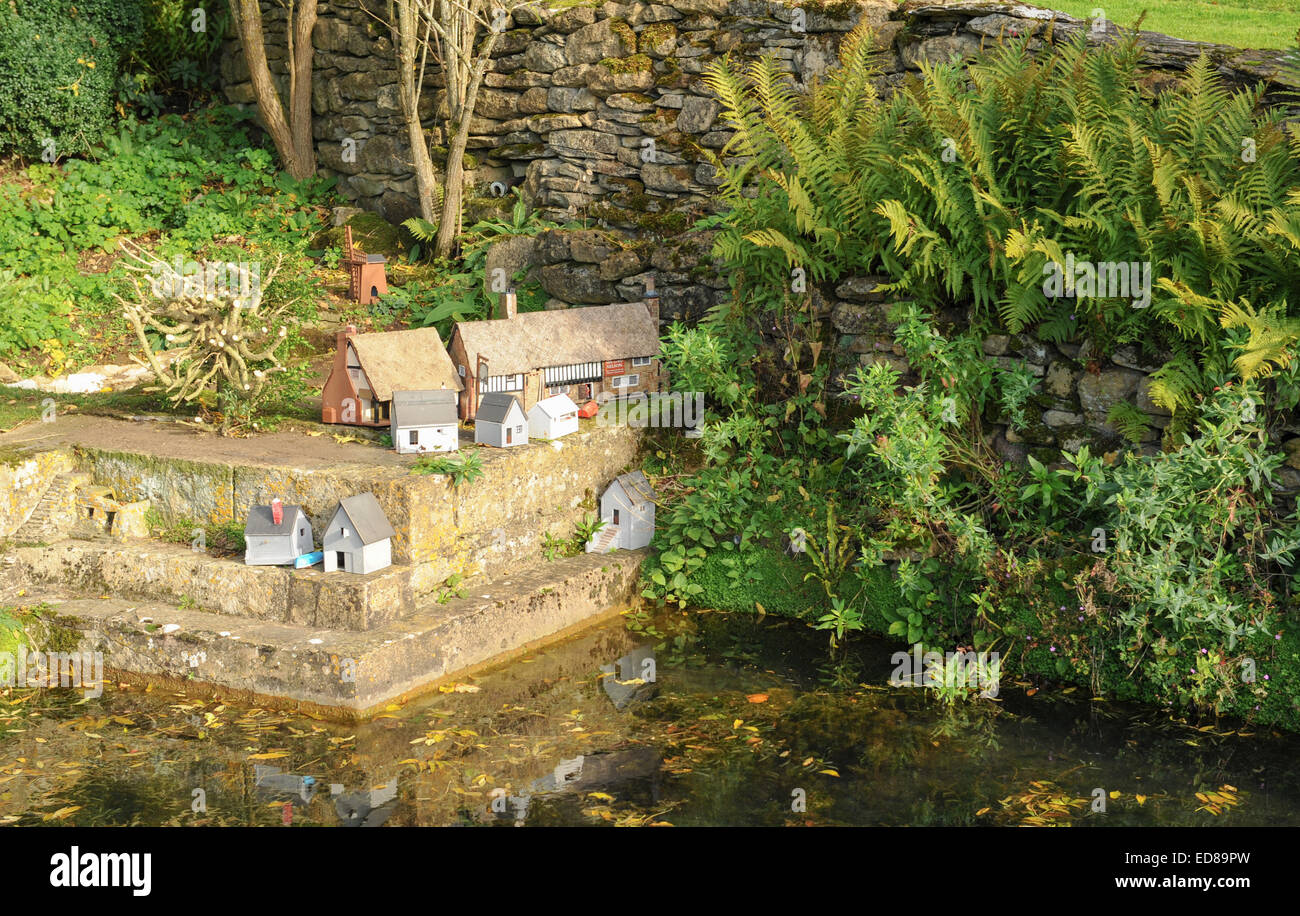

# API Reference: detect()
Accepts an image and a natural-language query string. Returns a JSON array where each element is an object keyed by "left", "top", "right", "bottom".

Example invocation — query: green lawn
[{"left": 1055, "top": 0, "right": 1299, "bottom": 49}]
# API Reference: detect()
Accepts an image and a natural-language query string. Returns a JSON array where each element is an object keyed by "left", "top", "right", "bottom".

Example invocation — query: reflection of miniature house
[
  {"left": 586, "top": 471, "right": 656, "bottom": 553},
  {"left": 474, "top": 392, "right": 528, "bottom": 448},
  {"left": 254, "top": 764, "right": 318, "bottom": 805},
  {"left": 390, "top": 389, "right": 459, "bottom": 454},
  {"left": 601, "top": 644, "right": 658, "bottom": 710},
  {"left": 244, "top": 499, "right": 313, "bottom": 565},
  {"left": 322, "top": 493, "right": 396, "bottom": 574},
  {"left": 335, "top": 778, "right": 399, "bottom": 828},
  {"left": 321, "top": 324, "right": 462, "bottom": 426},
  {"left": 343, "top": 225, "right": 389, "bottom": 305},
  {"left": 528, "top": 393, "right": 579, "bottom": 440}
]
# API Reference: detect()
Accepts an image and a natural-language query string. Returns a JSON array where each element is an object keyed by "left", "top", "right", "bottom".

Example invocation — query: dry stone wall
[{"left": 219, "top": 1, "right": 1300, "bottom": 468}]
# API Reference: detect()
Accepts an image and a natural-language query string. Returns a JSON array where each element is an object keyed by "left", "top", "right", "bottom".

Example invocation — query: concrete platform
[{"left": 37, "top": 549, "right": 646, "bottom": 717}]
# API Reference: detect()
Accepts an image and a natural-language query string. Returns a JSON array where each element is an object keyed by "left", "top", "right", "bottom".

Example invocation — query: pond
[{"left": 2, "top": 607, "right": 1298, "bottom": 827}]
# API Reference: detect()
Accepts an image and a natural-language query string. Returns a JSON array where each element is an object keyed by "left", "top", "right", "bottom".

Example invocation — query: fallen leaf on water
[
  {"left": 975, "top": 807, "right": 991, "bottom": 816},
  {"left": 1135, "top": 795, "right": 1147, "bottom": 806},
  {"left": 746, "top": 694, "right": 769, "bottom": 704},
  {"left": 42, "top": 806, "right": 81, "bottom": 821},
  {"left": 248, "top": 751, "right": 289, "bottom": 760},
  {"left": 819, "top": 769, "right": 840, "bottom": 777},
  {"left": 587, "top": 792, "right": 615, "bottom": 802}
]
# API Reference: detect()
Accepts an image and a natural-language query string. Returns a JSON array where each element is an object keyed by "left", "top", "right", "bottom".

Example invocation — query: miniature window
[
  {"left": 458, "top": 364, "right": 466, "bottom": 377},
  {"left": 631, "top": 357, "right": 653, "bottom": 368},
  {"left": 409, "top": 430, "right": 418, "bottom": 445},
  {"left": 611, "top": 374, "right": 640, "bottom": 389}
]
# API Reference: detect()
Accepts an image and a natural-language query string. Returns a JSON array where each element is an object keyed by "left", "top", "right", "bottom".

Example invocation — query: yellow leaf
[
  {"left": 819, "top": 768, "right": 840, "bottom": 777},
  {"left": 975, "top": 807, "right": 991, "bottom": 816},
  {"left": 732, "top": 719, "right": 743, "bottom": 729},
  {"left": 588, "top": 792, "right": 615, "bottom": 802},
  {"left": 42, "top": 806, "right": 81, "bottom": 821},
  {"left": 802, "top": 757, "right": 815, "bottom": 767},
  {"left": 1135, "top": 795, "right": 1147, "bottom": 805},
  {"left": 766, "top": 493, "right": 781, "bottom": 502},
  {"left": 248, "top": 751, "right": 289, "bottom": 760},
  {"left": 1108, "top": 790, "right": 1121, "bottom": 799}
]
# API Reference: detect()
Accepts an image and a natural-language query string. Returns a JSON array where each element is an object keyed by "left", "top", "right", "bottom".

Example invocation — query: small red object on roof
[
  {"left": 271, "top": 498, "right": 284, "bottom": 526},
  {"left": 578, "top": 400, "right": 599, "bottom": 419}
]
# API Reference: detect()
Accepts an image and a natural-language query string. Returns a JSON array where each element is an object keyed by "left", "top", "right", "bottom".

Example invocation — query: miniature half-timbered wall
[{"left": 448, "top": 298, "right": 661, "bottom": 421}]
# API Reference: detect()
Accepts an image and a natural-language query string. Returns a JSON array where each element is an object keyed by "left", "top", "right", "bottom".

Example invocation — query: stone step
[
  {"left": 13, "top": 539, "right": 417, "bottom": 632},
  {"left": 38, "top": 548, "right": 647, "bottom": 715},
  {"left": 10, "top": 472, "right": 93, "bottom": 543}
]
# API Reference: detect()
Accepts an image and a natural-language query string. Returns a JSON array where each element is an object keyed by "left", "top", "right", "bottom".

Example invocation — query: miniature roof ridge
[
  {"left": 336, "top": 493, "right": 397, "bottom": 544},
  {"left": 347, "top": 327, "right": 463, "bottom": 402},
  {"left": 476, "top": 392, "right": 523, "bottom": 425},
  {"left": 245, "top": 503, "right": 308, "bottom": 536},
  {"left": 453, "top": 301, "right": 658, "bottom": 377},
  {"left": 531, "top": 393, "right": 579, "bottom": 418},
  {"left": 615, "top": 470, "right": 655, "bottom": 504}
]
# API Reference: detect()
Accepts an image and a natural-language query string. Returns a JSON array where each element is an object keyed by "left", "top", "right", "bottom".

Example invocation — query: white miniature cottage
[
  {"left": 586, "top": 471, "right": 656, "bottom": 552},
  {"left": 244, "top": 499, "right": 314, "bottom": 566},
  {"left": 322, "top": 493, "right": 397, "bottom": 574},
  {"left": 391, "top": 389, "right": 459, "bottom": 454},
  {"left": 474, "top": 392, "right": 528, "bottom": 448},
  {"left": 528, "top": 393, "right": 579, "bottom": 440}
]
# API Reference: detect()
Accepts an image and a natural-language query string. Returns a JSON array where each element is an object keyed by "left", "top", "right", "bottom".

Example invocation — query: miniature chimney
[
  {"left": 271, "top": 498, "right": 284, "bottom": 526},
  {"left": 643, "top": 275, "right": 659, "bottom": 323},
  {"left": 500, "top": 290, "right": 518, "bottom": 320}
]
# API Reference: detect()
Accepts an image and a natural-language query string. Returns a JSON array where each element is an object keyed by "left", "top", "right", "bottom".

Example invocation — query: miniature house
[
  {"left": 528, "top": 393, "right": 579, "bottom": 440},
  {"left": 390, "top": 389, "right": 459, "bottom": 454},
  {"left": 586, "top": 471, "right": 656, "bottom": 553},
  {"left": 474, "top": 392, "right": 528, "bottom": 448},
  {"left": 322, "top": 493, "right": 396, "bottom": 575},
  {"left": 448, "top": 291, "right": 661, "bottom": 421},
  {"left": 321, "top": 325, "right": 462, "bottom": 426},
  {"left": 244, "top": 499, "right": 314, "bottom": 566},
  {"left": 343, "top": 225, "right": 389, "bottom": 305}
]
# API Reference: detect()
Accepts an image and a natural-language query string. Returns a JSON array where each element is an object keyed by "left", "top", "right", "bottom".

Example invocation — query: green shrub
[{"left": 0, "top": 7, "right": 118, "bottom": 156}]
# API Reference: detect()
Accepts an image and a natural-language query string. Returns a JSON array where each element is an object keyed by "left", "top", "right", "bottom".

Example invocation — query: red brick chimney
[
  {"left": 271, "top": 498, "right": 284, "bottom": 526},
  {"left": 322, "top": 324, "right": 360, "bottom": 424}
]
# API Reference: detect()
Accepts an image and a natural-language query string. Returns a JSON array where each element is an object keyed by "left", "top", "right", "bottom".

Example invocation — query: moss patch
[{"left": 599, "top": 53, "right": 653, "bottom": 74}]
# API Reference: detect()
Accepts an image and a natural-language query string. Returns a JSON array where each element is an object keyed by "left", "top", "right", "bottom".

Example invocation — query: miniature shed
[
  {"left": 528, "top": 393, "right": 579, "bottom": 440},
  {"left": 391, "top": 389, "right": 459, "bottom": 454},
  {"left": 322, "top": 493, "right": 397, "bottom": 574},
  {"left": 244, "top": 499, "right": 314, "bottom": 566},
  {"left": 474, "top": 392, "right": 528, "bottom": 448},
  {"left": 586, "top": 471, "right": 656, "bottom": 553}
]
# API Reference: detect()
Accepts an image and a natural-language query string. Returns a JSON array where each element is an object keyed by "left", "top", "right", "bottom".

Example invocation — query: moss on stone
[
  {"left": 599, "top": 53, "right": 653, "bottom": 74},
  {"left": 609, "top": 18, "right": 636, "bottom": 52}
]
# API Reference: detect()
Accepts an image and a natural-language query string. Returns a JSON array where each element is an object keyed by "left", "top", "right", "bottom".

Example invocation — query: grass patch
[{"left": 1056, "top": 0, "right": 1299, "bottom": 48}]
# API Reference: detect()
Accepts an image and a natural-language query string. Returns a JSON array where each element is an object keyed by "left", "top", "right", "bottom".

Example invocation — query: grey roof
[
  {"left": 476, "top": 392, "right": 523, "bottom": 425},
  {"left": 245, "top": 503, "right": 308, "bottom": 536},
  {"left": 452, "top": 301, "right": 659, "bottom": 376},
  {"left": 614, "top": 471, "right": 655, "bottom": 505},
  {"left": 335, "top": 493, "right": 397, "bottom": 545},
  {"left": 392, "top": 389, "right": 458, "bottom": 426}
]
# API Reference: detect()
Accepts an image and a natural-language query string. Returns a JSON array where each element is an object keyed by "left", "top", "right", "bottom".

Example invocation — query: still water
[{"left": 3, "top": 607, "right": 1298, "bottom": 826}]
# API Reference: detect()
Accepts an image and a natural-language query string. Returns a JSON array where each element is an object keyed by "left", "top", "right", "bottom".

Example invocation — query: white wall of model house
[{"left": 393, "top": 422, "right": 458, "bottom": 454}]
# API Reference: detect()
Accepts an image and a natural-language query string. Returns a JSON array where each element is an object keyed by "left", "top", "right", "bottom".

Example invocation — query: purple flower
[
  {"left": 1050, "top": 646, "right": 1057, "bottom": 652},
  {"left": 1264, "top": 674, "right": 1270, "bottom": 681}
]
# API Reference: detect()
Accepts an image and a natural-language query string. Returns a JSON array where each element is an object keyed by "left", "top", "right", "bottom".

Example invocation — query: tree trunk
[
  {"left": 390, "top": 0, "right": 440, "bottom": 221},
  {"left": 434, "top": 33, "right": 499, "bottom": 259},
  {"left": 231, "top": 0, "right": 316, "bottom": 181}
]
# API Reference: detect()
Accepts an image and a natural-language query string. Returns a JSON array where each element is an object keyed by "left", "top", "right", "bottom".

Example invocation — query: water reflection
[{"left": 4, "top": 607, "right": 1300, "bottom": 826}]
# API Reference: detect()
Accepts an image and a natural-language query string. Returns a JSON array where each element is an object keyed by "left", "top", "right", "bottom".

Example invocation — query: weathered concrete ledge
[{"left": 39, "top": 549, "right": 646, "bottom": 717}]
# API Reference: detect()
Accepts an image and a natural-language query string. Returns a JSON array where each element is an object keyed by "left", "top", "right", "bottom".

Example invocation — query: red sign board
[{"left": 604, "top": 360, "right": 625, "bottom": 376}]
